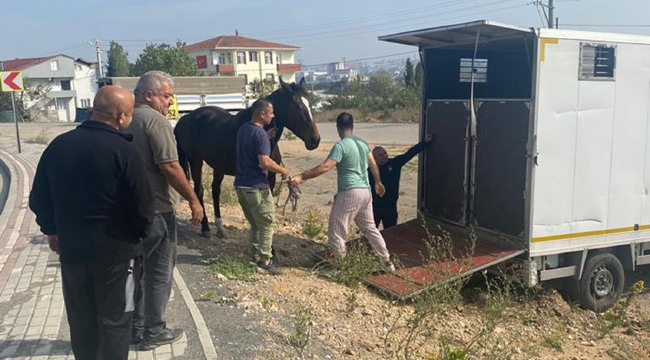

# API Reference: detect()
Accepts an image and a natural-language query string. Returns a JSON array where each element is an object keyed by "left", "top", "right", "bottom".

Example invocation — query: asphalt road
[
  {"left": 313, "top": 122, "right": 419, "bottom": 145},
  {"left": 0, "top": 121, "right": 420, "bottom": 146}
]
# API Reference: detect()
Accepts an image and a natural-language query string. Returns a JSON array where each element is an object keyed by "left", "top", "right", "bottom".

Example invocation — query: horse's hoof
[
  {"left": 216, "top": 230, "right": 227, "bottom": 239},
  {"left": 200, "top": 231, "right": 211, "bottom": 238}
]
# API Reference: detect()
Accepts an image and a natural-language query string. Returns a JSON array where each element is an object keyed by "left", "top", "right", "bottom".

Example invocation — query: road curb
[{"left": 0, "top": 151, "right": 13, "bottom": 222}]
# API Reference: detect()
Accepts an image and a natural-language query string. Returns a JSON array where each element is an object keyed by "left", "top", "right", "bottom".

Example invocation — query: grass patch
[
  {"left": 541, "top": 330, "right": 564, "bottom": 352},
  {"left": 30, "top": 128, "right": 50, "bottom": 144},
  {"left": 209, "top": 259, "right": 256, "bottom": 281}
]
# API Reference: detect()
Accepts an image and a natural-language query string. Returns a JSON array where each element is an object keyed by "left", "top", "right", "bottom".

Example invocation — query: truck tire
[{"left": 578, "top": 253, "right": 624, "bottom": 312}]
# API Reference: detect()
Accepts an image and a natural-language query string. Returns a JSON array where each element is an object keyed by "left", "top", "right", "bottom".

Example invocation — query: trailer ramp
[{"left": 316, "top": 219, "right": 525, "bottom": 300}]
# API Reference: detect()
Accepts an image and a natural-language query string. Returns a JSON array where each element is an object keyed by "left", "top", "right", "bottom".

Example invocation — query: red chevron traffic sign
[{"left": 1, "top": 71, "right": 24, "bottom": 92}]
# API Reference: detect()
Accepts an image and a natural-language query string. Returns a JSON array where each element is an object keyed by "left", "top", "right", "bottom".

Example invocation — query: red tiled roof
[
  {"left": 185, "top": 35, "right": 299, "bottom": 52},
  {"left": 0, "top": 54, "right": 74, "bottom": 71}
]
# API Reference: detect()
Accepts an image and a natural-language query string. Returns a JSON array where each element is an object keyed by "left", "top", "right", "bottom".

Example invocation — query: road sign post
[
  {"left": 11, "top": 93, "right": 21, "bottom": 153},
  {"left": 1, "top": 71, "right": 25, "bottom": 153}
]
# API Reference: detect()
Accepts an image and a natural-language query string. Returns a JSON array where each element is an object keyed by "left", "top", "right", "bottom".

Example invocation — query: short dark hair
[
  {"left": 252, "top": 99, "right": 272, "bottom": 118},
  {"left": 336, "top": 112, "right": 354, "bottom": 130}
]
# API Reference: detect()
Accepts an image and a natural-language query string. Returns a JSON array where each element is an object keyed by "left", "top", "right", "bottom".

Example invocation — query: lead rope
[
  {"left": 273, "top": 161, "right": 301, "bottom": 215},
  {"left": 282, "top": 176, "right": 302, "bottom": 215}
]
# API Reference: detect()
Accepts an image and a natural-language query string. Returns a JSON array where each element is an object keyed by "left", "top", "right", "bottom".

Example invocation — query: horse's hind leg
[
  {"left": 212, "top": 172, "right": 227, "bottom": 238},
  {"left": 189, "top": 158, "right": 210, "bottom": 237}
]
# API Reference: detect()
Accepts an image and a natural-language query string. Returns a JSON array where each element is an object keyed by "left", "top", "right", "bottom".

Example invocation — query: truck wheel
[{"left": 578, "top": 253, "right": 624, "bottom": 312}]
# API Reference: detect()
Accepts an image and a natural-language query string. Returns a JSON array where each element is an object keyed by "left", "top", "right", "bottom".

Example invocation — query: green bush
[{"left": 301, "top": 209, "right": 324, "bottom": 240}]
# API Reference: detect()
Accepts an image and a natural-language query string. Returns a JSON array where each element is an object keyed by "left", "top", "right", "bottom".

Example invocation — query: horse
[{"left": 174, "top": 77, "right": 321, "bottom": 238}]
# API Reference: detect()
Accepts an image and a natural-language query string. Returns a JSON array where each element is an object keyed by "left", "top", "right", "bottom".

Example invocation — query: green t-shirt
[{"left": 327, "top": 135, "right": 371, "bottom": 193}]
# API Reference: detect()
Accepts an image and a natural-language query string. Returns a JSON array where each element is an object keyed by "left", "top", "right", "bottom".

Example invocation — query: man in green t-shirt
[{"left": 291, "top": 112, "right": 394, "bottom": 272}]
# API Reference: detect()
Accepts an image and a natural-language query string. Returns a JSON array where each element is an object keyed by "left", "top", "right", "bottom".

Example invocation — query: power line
[
  {"left": 244, "top": 0, "right": 491, "bottom": 37},
  {"left": 562, "top": 24, "right": 650, "bottom": 27},
  {"left": 274, "top": 3, "right": 529, "bottom": 44},
  {"left": 264, "top": 0, "right": 523, "bottom": 43},
  {"left": 103, "top": 0, "right": 524, "bottom": 47},
  {"left": 303, "top": 51, "right": 418, "bottom": 68}
]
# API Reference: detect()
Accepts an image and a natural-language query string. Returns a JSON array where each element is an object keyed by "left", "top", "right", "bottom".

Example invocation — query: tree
[
  {"left": 0, "top": 79, "right": 52, "bottom": 121},
  {"left": 404, "top": 58, "right": 415, "bottom": 88},
  {"left": 132, "top": 41, "right": 199, "bottom": 76},
  {"left": 106, "top": 41, "right": 131, "bottom": 77},
  {"left": 248, "top": 78, "right": 277, "bottom": 98},
  {"left": 414, "top": 61, "right": 423, "bottom": 89}
]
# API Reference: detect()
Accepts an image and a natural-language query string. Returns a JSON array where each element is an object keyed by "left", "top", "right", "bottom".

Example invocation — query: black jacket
[
  {"left": 369, "top": 141, "right": 427, "bottom": 208},
  {"left": 29, "top": 121, "right": 154, "bottom": 264}
]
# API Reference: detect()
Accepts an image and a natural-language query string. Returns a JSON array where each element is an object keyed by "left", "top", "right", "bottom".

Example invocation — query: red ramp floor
[{"left": 315, "top": 219, "right": 525, "bottom": 300}]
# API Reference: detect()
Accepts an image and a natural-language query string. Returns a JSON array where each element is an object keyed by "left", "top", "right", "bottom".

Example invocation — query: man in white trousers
[{"left": 291, "top": 112, "right": 395, "bottom": 272}]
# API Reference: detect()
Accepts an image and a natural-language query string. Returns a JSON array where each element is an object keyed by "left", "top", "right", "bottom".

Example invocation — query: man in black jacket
[
  {"left": 29, "top": 85, "right": 154, "bottom": 360},
  {"left": 369, "top": 133, "right": 433, "bottom": 229}
]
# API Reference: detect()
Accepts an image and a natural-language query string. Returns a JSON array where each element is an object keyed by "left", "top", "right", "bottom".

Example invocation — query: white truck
[
  {"left": 98, "top": 76, "right": 247, "bottom": 116},
  {"left": 373, "top": 20, "right": 650, "bottom": 312}
]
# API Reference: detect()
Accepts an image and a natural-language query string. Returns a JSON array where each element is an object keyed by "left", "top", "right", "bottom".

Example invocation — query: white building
[
  {"left": 0, "top": 55, "right": 98, "bottom": 121},
  {"left": 185, "top": 35, "right": 301, "bottom": 84}
]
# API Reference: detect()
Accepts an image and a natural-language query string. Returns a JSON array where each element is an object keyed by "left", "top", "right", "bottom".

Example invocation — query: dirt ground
[{"left": 175, "top": 139, "right": 650, "bottom": 360}]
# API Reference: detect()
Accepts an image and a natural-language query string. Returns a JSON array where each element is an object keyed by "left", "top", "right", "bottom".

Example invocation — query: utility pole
[
  {"left": 548, "top": 0, "right": 555, "bottom": 29},
  {"left": 94, "top": 39, "right": 104, "bottom": 78},
  {"left": 536, "top": 0, "right": 558, "bottom": 29}
]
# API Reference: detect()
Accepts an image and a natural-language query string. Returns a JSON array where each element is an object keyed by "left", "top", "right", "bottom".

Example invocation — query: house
[
  {"left": 0, "top": 55, "right": 98, "bottom": 122},
  {"left": 185, "top": 35, "right": 302, "bottom": 85}
]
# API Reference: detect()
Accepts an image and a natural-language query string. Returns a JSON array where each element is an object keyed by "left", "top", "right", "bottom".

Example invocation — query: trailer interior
[{"left": 364, "top": 22, "right": 538, "bottom": 298}]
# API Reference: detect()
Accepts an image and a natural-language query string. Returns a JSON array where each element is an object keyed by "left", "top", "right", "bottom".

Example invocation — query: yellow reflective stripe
[
  {"left": 532, "top": 225, "right": 647, "bottom": 243},
  {"left": 540, "top": 38, "right": 559, "bottom": 62}
]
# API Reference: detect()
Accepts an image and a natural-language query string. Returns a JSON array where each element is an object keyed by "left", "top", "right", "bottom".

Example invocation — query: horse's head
[{"left": 269, "top": 77, "right": 321, "bottom": 150}]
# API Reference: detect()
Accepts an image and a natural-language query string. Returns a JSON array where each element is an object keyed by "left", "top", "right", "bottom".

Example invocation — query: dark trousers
[
  {"left": 373, "top": 206, "right": 398, "bottom": 229},
  {"left": 133, "top": 211, "right": 177, "bottom": 338},
  {"left": 61, "top": 257, "right": 141, "bottom": 360}
]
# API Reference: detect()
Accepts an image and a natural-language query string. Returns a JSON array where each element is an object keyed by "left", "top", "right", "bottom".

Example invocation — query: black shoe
[
  {"left": 140, "top": 328, "right": 184, "bottom": 351},
  {"left": 257, "top": 260, "right": 283, "bottom": 275}
]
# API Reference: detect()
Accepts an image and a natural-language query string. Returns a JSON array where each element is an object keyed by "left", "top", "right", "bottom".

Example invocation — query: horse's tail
[{"left": 177, "top": 144, "right": 191, "bottom": 180}]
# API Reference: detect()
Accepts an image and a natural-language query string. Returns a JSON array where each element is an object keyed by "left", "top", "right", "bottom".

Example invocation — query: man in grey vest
[{"left": 125, "top": 70, "right": 204, "bottom": 350}]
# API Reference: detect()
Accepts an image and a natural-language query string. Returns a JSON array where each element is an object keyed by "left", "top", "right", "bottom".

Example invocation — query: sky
[{"left": 1, "top": 0, "right": 649, "bottom": 67}]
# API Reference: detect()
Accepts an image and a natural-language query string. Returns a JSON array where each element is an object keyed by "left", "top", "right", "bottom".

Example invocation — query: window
[
  {"left": 81, "top": 99, "right": 91, "bottom": 108},
  {"left": 50, "top": 60, "right": 59, "bottom": 71},
  {"left": 265, "top": 51, "right": 273, "bottom": 65},
  {"left": 580, "top": 43, "right": 616, "bottom": 80},
  {"left": 249, "top": 51, "right": 258, "bottom": 62},
  {"left": 196, "top": 55, "right": 207, "bottom": 69},
  {"left": 276, "top": 53, "right": 282, "bottom": 64},
  {"left": 218, "top": 52, "right": 232, "bottom": 64},
  {"left": 237, "top": 51, "right": 247, "bottom": 65},
  {"left": 61, "top": 80, "right": 71, "bottom": 91},
  {"left": 459, "top": 58, "right": 487, "bottom": 83},
  {"left": 266, "top": 73, "right": 275, "bottom": 82}
]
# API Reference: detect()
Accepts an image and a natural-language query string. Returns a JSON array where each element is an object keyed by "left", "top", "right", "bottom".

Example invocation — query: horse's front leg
[
  {"left": 189, "top": 159, "right": 210, "bottom": 237},
  {"left": 212, "top": 172, "right": 227, "bottom": 238},
  {"left": 269, "top": 143, "right": 282, "bottom": 194}
]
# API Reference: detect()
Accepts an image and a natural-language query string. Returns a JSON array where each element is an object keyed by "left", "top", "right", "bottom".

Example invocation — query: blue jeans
[{"left": 132, "top": 211, "right": 177, "bottom": 338}]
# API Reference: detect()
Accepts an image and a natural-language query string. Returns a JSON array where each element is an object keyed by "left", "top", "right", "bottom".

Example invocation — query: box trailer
[{"left": 372, "top": 20, "right": 650, "bottom": 311}]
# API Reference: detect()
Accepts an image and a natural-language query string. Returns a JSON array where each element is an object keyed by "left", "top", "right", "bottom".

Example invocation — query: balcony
[
  {"left": 277, "top": 63, "right": 301, "bottom": 72},
  {"left": 215, "top": 64, "right": 234, "bottom": 73}
]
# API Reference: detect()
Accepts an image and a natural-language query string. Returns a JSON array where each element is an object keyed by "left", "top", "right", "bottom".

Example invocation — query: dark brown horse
[{"left": 175, "top": 77, "right": 320, "bottom": 237}]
